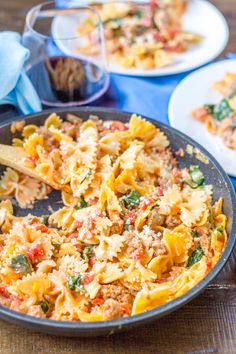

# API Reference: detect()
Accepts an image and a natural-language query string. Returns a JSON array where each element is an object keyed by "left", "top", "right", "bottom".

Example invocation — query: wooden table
[{"left": 0, "top": 1, "right": 236, "bottom": 353}]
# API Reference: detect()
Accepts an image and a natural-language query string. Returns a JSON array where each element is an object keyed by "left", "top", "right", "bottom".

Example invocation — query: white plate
[
  {"left": 169, "top": 59, "right": 236, "bottom": 177},
  {"left": 52, "top": 0, "right": 229, "bottom": 77}
]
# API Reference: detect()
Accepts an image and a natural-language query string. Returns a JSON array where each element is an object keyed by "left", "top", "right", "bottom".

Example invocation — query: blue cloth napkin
[{"left": 0, "top": 31, "right": 42, "bottom": 115}]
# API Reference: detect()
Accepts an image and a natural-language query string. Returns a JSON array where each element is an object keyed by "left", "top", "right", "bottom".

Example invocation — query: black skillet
[{"left": 0, "top": 107, "right": 235, "bottom": 337}]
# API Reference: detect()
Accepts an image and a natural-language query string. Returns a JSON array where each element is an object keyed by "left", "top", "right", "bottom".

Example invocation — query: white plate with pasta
[
  {"left": 169, "top": 59, "right": 236, "bottom": 177},
  {"left": 52, "top": 0, "right": 229, "bottom": 77}
]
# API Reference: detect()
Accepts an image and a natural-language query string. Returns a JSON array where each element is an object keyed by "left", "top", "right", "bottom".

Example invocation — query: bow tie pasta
[{"left": 0, "top": 113, "right": 227, "bottom": 321}]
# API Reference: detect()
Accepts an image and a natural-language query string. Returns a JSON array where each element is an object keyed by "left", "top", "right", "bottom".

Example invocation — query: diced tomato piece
[
  {"left": 172, "top": 168, "right": 182, "bottom": 184},
  {"left": 88, "top": 217, "right": 96, "bottom": 232},
  {"left": 139, "top": 199, "right": 154, "bottom": 211},
  {"left": 153, "top": 31, "right": 164, "bottom": 42},
  {"left": 89, "top": 197, "right": 99, "bottom": 206},
  {"left": 193, "top": 107, "right": 209, "bottom": 121},
  {"left": 89, "top": 257, "right": 96, "bottom": 267},
  {"left": 96, "top": 210, "right": 105, "bottom": 218},
  {"left": 81, "top": 273, "right": 94, "bottom": 285},
  {"left": 164, "top": 43, "right": 185, "bottom": 53},
  {"left": 0, "top": 284, "right": 11, "bottom": 298},
  {"left": 75, "top": 220, "right": 83, "bottom": 229},
  {"left": 155, "top": 278, "right": 167, "bottom": 284},
  {"left": 120, "top": 303, "right": 131, "bottom": 315},
  {"left": 132, "top": 249, "right": 144, "bottom": 261},
  {"left": 156, "top": 186, "right": 164, "bottom": 197},
  {"left": 125, "top": 211, "right": 136, "bottom": 225},
  {"left": 150, "top": 0, "right": 157, "bottom": 10},
  {"left": 110, "top": 121, "right": 128, "bottom": 132},
  {"left": 83, "top": 305, "right": 90, "bottom": 313},
  {"left": 206, "top": 259, "right": 213, "bottom": 270},
  {"left": 10, "top": 297, "right": 22, "bottom": 312},
  {"left": 68, "top": 232, "right": 78, "bottom": 239},
  {"left": 28, "top": 156, "right": 38, "bottom": 165},
  {"left": 168, "top": 26, "right": 180, "bottom": 38},
  {"left": 26, "top": 244, "right": 44, "bottom": 262},
  {"left": 36, "top": 224, "right": 48, "bottom": 233},
  {"left": 91, "top": 298, "right": 104, "bottom": 306}
]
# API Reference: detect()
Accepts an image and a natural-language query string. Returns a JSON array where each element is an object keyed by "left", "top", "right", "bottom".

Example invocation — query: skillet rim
[{"left": 0, "top": 106, "right": 235, "bottom": 335}]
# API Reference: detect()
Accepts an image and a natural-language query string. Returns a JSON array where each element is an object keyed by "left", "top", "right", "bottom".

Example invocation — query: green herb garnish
[
  {"left": 52, "top": 241, "right": 61, "bottom": 250},
  {"left": 213, "top": 98, "right": 233, "bottom": 121},
  {"left": 68, "top": 274, "right": 86, "bottom": 294},
  {"left": 121, "top": 191, "right": 141, "bottom": 209},
  {"left": 183, "top": 180, "right": 198, "bottom": 189},
  {"left": 74, "top": 195, "right": 88, "bottom": 210},
  {"left": 39, "top": 300, "right": 49, "bottom": 314},
  {"left": 134, "top": 9, "right": 143, "bottom": 18},
  {"left": 124, "top": 219, "right": 131, "bottom": 231},
  {"left": 189, "top": 165, "right": 204, "bottom": 186},
  {"left": 82, "top": 246, "right": 95, "bottom": 261},
  {"left": 187, "top": 246, "right": 204, "bottom": 268},
  {"left": 151, "top": 200, "right": 160, "bottom": 210},
  {"left": 103, "top": 17, "right": 122, "bottom": 27},
  {"left": 204, "top": 104, "right": 215, "bottom": 115},
  {"left": 191, "top": 230, "right": 200, "bottom": 238},
  {"left": 216, "top": 226, "right": 223, "bottom": 233},
  {"left": 230, "top": 117, "right": 236, "bottom": 129},
  {"left": 80, "top": 169, "right": 92, "bottom": 185},
  {"left": 9, "top": 254, "right": 32, "bottom": 274},
  {"left": 40, "top": 215, "right": 49, "bottom": 225}
]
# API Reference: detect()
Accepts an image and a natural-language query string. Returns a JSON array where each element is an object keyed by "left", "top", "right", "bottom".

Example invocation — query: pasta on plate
[
  {"left": 76, "top": 0, "right": 203, "bottom": 70},
  {"left": 0, "top": 113, "right": 227, "bottom": 321},
  {"left": 192, "top": 72, "right": 236, "bottom": 150}
]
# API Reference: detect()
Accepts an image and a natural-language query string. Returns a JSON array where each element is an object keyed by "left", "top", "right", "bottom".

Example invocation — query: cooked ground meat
[
  {"left": 126, "top": 237, "right": 144, "bottom": 259},
  {"left": 36, "top": 126, "right": 60, "bottom": 151},
  {"left": 100, "top": 283, "right": 134, "bottom": 305},
  {"left": 165, "top": 214, "right": 181, "bottom": 229},
  {"left": 103, "top": 299, "right": 123, "bottom": 320},
  {"left": 109, "top": 214, "right": 124, "bottom": 235},
  {"left": 61, "top": 121, "right": 77, "bottom": 139},
  {"left": 148, "top": 209, "right": 165, "bottom": 230}
]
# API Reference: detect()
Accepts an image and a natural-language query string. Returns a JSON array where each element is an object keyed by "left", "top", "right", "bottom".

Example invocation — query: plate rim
[
  {"left": 0, "top": 106, "right": 235, "bottom": 335},
  {"left": 52, "top": 0, "right": 229, "bottom": 77},
  {"left": 168, "top": 58, "right": 236, "bottom": 177}
]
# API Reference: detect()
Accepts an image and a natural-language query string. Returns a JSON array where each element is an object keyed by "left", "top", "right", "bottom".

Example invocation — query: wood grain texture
[{"left": 0, "top": 0, "right": 236, "bottom": 353}]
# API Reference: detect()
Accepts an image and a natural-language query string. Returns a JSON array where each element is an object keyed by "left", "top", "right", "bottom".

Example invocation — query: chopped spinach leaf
[
  {"left": 9, "top": 254, "right": 32, "bottom": 274},
  {"left": 228, "top": 90, "right": 236, "bottom": 99},
  {"left": 80, "top": 169, "right": 92, "bottom": 184},
  {"left": 39, "top": 300, "right": 49, "bottom": 314},
  {"left": 183, "top": 180, "right": 198, "bottom": 189},
  {"left": 103, "top": 18, "right": 122, "bottom": 26},
  {"left": 216, "top": 226, "right": 223, "bottom": 233},
  {"left": 151, "top": 200, "right": 160, "bottom": 210},
  {"left": 203, "top": 104, "right": 215, "bottom": 115},
  {"left": 121, "top": 191, "right": 141, "bottom": 209},
  {"left": 230, "top": 117, "right": 236, "bottom": 129},
  {"left": 68, "top": 274, "right": 86, "bottom": 294},
  {"left": 191, "top": 230, "right": 200, "bottom": 238},
  {"left": 82, "top": 246, "right": 95, "bottom": 261},
  {"left": 52, "top": 241, "right": 61, "bottom": 250},
  {"left": 213, "top": 98, "right": 233, "bottom": 121},
  {"left": 210, "top": 208, "right": 215, "bottom": 229},
  {"left": 189, "top": 165, "right": 204, "bottom": 186},
  {"left": 124, "top": 219, "right": 131, "bottom": 231},
  {"left": 187, "top": 246, "right": 204, "bottom": 268},
  {"left": 40, "top": 215, "right": 49, "bottom": 225},
  {"left": 133, "top": 9, "right": 143, "bottom": 18},
  {"left": 74, "top": 195, "right": 88, "bottom": 210}
]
